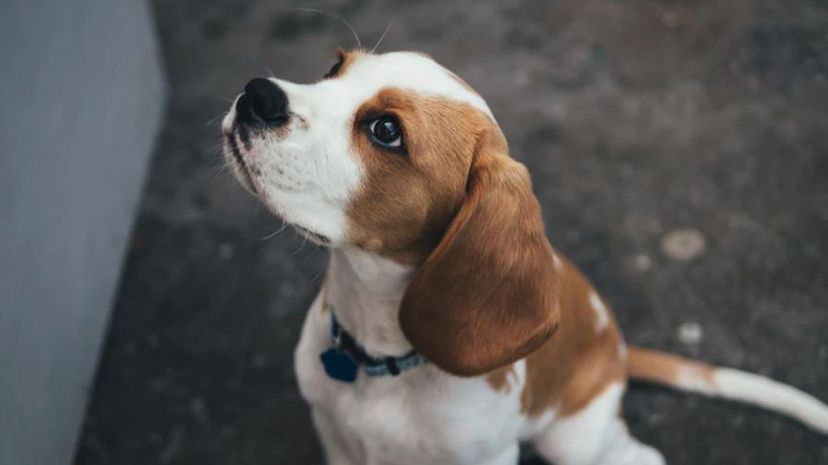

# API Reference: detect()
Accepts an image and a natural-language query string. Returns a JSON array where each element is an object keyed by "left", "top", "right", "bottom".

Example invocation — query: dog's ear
[{"left": 399, "top": 130, "right": 561, "bottom": 376}]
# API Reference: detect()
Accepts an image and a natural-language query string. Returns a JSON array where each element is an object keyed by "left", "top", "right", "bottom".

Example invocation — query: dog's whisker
[
  {"left": 292, "top": 234, "right": 309, "bottom": 255},
  {"left": 371, "top": 22, "right": 393, "bottom": 54},
  {"left": 256, "top": 222, "right": 290, "bottom": 241},
  {"left": 212, "top": 162, "right": 232, "bottom": 179},
  {"left": 205, "top": 114, "right": 224, "bottom": 127},
  {"left": 295, "top": 7, "right": 362, "bottom": 49},
  {"left": 310, "top": 261, "right": 327, "bottom": 283}
]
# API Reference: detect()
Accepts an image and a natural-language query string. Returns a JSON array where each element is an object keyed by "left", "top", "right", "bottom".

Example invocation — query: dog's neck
[{"left": 326, "top": 246, "right": 416, "bottom": 357}]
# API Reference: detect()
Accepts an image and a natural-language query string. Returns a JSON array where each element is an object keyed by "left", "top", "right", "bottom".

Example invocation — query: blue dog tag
[{"left": 320, "top": 348, "right": 358, "bottom": 383}]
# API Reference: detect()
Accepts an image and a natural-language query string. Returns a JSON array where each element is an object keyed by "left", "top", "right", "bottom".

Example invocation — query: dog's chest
[{"left": 294, "top": 298, "right": 528, "bottom": 465}]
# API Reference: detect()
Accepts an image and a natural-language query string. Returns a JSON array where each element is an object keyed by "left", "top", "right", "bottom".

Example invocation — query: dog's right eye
[
  {"left": 367, "top": 115, "right": 404, "bottom": 151},
  {"left": 323, "top": 56, "right": 344, "bottom": 79}
]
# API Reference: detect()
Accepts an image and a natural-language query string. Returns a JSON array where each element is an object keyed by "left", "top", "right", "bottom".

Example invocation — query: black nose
[{"left": 236, "top": 78, "right": 288, "bottom": 126}]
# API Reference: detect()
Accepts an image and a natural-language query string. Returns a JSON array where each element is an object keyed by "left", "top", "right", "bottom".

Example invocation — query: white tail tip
[{"left": 713, "top": 368, "right": 828, "bottom": 434}]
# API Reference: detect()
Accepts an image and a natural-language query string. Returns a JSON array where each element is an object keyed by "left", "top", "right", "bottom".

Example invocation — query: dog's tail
[{"left": 626, "top": 346, "right": 828, "bottom": 433}]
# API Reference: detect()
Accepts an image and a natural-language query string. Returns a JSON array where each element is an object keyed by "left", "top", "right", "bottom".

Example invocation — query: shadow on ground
[{"left": 75, "top": 1, "right": 828, "bottom": 464}]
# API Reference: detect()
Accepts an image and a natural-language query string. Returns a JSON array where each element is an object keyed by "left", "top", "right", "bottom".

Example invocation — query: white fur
[
  {"left": 223, "top": 82, "right": 362, "bottom": 244},
  {"left": 343, "top": 52, "right": 495, "bottom": 120},
  {"left": 327, "top": 246, "right": 414, "bottom": 356},
  {"left": 589, "top": 291, "right": 609, "bottom": 332},
  {"left": 714, "top": 368, "right": 828, "bottom": 433}
]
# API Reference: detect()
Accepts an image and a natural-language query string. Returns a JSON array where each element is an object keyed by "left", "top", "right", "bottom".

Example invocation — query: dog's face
[
  {"left": 222, "top": 49, "right": 500, "bottom": 262},
  {"left": 223, "top": 50, "right": 561, "bottom": 376}
]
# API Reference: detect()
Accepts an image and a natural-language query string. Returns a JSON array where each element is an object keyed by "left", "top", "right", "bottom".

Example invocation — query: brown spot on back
[{"left": 519, "top": 256, "right": 627, "bottom": 417}]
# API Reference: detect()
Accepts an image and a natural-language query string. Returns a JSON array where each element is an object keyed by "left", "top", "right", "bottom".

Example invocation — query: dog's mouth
[{"left": 225, "top": 127, "right": 257, "bottom": 194}]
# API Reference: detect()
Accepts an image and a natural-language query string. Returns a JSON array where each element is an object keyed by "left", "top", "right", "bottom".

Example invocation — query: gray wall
[{"left": 0, "top": 1, "right": 166, "bottom": 464}]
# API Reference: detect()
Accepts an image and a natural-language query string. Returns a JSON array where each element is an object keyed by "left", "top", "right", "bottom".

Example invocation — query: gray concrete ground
[{"left": 74, "top": 0, "right": 828, "bottom": 464}]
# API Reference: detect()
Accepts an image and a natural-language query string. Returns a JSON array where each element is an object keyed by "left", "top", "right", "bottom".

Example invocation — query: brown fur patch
[
  {"left": 626, "top": 346, "right": 715, "bottom": 387},
  {"left": 399, "top": 134, "right": 560, "bottom": 376},
  {"left": 346, "top": 88, "right": 501, "bottom": 265},
  {"left": 518, "top": 256, "right": 627, "bottom": 417}
]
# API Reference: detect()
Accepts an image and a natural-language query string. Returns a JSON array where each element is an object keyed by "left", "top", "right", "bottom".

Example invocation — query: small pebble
[
  {"left": 678, "top": 322, "right": 704, "bottom": 345},
  {"left": 633, "top": 254, "right": 652, "bottom": 271},
  {"left": 661, "top": 228, "right": 706, "bottom": 261}
]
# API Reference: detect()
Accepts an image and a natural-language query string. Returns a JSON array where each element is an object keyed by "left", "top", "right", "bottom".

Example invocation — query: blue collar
[{"left": 319, "top": 306, "right": 426, "bottom": 383}]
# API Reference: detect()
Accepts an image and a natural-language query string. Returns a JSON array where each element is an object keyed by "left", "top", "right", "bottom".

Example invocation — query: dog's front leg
[{"left": 312, "top": 408, "right": 360, "bottom": 465}]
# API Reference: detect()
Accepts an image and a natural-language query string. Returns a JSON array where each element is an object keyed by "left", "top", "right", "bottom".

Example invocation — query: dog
[{"left": 222, "top": 49, "right": 828, "bottom": 465}]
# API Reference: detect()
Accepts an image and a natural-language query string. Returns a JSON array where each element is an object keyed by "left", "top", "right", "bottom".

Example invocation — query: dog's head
[{"left": 223, "top": 50, "right": 560, "bottom": 376}]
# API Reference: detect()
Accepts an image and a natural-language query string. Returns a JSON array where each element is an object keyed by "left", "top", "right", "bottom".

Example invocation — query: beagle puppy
[{"left": 222, "top": 49, "right": 828, "bottom": 465}]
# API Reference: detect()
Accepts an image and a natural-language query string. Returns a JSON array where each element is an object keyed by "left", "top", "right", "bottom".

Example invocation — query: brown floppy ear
[{"left": 399, "top": 133, "right": 561, "bottom": 377}]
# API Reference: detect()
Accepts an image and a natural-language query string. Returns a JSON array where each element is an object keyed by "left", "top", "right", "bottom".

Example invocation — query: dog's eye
[
  {"left": 324, "top": 56, "right": 344, "bottom": 79},
  {"left": 367, "top": 115, "right": 403, "bottom": 149}
]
